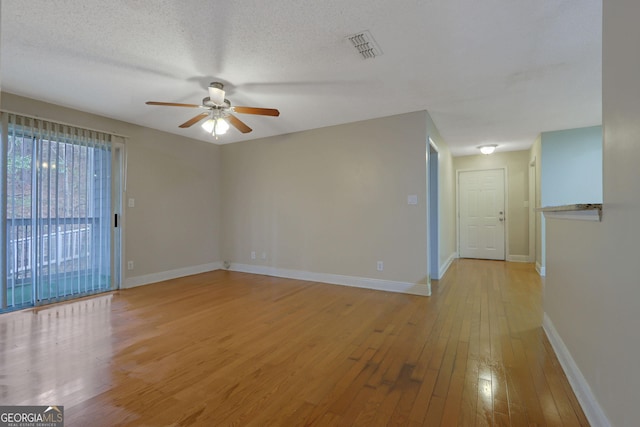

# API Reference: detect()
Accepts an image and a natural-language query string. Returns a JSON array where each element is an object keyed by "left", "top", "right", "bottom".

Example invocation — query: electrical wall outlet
[
  {"left": 377, "top": 261, "right": 384, "bottom": 271},
  {"left": 127, "top": 261, "right": 134, "bottom": 270},
  {"left": 251, "top": 251, "right": 256, "bottom": 260}
]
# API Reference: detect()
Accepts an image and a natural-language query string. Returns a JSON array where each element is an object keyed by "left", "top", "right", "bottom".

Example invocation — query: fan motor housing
[{"left": 203, "top": 97, "right": 231, "bottom": 109}]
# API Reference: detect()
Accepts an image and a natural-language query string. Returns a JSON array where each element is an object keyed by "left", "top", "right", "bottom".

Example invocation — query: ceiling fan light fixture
[
  {"left": 215, "top": 118, "right": 229, "bottom": 134},
  {"left": 479, "top": 144, "right": 498, "bottom": 155},
  {"left": 208, "top": 82, "right": 226, "bottom": 106},
  {"left": 202, "top": 117, "right": 229, "bottom": 135},
  {"left": 145, "top": 81, "right": 277, "bottom": 135}
]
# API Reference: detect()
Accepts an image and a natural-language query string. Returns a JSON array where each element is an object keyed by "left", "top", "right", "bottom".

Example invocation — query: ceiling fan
[{"left": 146, "top": 82, "right": 280, "bottom": 138}]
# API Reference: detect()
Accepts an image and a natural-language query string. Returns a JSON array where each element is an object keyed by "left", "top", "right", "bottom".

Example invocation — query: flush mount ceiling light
[{"left": 479, "top": 144, "right": 498, "bottom": 155}]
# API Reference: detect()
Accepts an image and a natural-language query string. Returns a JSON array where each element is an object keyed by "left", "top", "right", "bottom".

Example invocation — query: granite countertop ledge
[{"left": 535, "top": 203, "right": 603, "bottom": 221}]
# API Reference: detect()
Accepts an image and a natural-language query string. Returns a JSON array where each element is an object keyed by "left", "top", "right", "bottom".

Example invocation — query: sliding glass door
[{"left": 2, "top": 113, "right": 115, "bottom": 311}]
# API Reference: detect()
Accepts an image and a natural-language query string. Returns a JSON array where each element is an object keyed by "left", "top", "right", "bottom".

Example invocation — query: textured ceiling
[{"left": 1, "top": 0, "right": 601, "bottom": 156}]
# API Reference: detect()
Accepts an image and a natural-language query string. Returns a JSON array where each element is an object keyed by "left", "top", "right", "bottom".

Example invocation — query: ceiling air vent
[{"left": 347, "top": 30, "right": 382, "bottom": 59}]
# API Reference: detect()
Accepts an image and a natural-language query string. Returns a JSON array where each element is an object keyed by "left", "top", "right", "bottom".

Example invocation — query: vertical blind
[{"left": 3, "top": 113, "right": 112, "bottom": 310}]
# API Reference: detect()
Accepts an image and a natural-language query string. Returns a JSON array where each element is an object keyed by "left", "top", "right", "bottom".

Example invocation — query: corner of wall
[
  {"left": 124, "top": 262, "right": 222, "bottom": 289},
  {"left": 438, "top": 252, "right": 457, "bottom": 279}
]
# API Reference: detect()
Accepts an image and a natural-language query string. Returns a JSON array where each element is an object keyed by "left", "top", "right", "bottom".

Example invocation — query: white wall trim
[
  {"left": 122, "top": 262, "right": 432, "bottom": 296},
  {"left": 438, "top": 252, "right": 457, "bottom": 279},
  {"left": 543, "top": 313, "right": 612, "bottom": 427},
  {"left": 535, "top": 262, "right": 546, "bottom": 276},
  {"left": 506, "top": 255, "right": 530, "bottom": 263},
  {"left": 427, "top": 136, "right": 440, "bottom": 284},
  {"left": 123, "top": 262, "right": 223, "bottom": 289},
  {"left": 229, "top": 263, "right": 431, "bottom": 296}
]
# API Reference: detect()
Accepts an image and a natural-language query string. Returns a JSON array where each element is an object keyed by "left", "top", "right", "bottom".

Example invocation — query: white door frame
[
  {"left": 427, "top": 137, "right": 440, "bottom": 279},
  {"left": 456, "top": 167, "right": 509, "bottom": 260},
  {"left": 1, "top": 114, "right": 8, "bottom": 309},
  {"left": 111, "top": 140, "right": 126, "bottom": 291},
  {"left": 528, "top": 158, "right": 536, "bottom": 263}
]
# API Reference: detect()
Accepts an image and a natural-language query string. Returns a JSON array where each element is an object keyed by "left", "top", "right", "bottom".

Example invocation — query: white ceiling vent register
[{"left": 347, "top": 30, "right": 383, "bottom": 59}]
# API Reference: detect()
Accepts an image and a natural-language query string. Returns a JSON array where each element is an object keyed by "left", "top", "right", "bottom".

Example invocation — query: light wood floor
[{"left": 0, "top": 259, "right": 588, "bottom": 426}]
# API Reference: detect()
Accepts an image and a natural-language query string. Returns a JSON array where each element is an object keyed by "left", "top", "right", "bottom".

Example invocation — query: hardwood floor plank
[
  {"left": 542, "top": 338, "right": 590, "bottom": 426},
  {"left": 0, "top": 260, "right": 590, "bottom": 426},
  {"left": 407, "top": 368, "right": 439, "bottom": 425},
  {"left": 457, "top": 357, "right": 479, "bottom": 427},
  {"left": 440, "top": 341, "right": 469, "bottom": 426},
  {"left": 510, "top": 336, "right": 548, "bottom": 425},
  {"left": 423, "top": 395, "right": 446, "bottom": 426},
  {"left": 386, "top": 364, "right": 422, "bottom": 426}
]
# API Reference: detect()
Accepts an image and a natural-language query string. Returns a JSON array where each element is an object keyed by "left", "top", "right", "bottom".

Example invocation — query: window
[{"left": 2, "top": 113, "right": 112, "bottom": 310}]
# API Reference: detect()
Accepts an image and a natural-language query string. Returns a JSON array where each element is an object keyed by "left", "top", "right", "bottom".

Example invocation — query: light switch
[{"left": 408, "top": 195, "right": 418, "bottom": 205}]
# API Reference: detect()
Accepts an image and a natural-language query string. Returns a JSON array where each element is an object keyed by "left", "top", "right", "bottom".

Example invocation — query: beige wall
[
  {"left": 426, "top": 114, "right": 457, "bottom": 270},
  {"left": 1, "top": 93, "right": 457, "bottom": 291},
  {"left": 544, "top": 1, "right": 638, "bottom": 425},
  {"left": 1, "top": 92, "right": 222, "bottom": 281},
  {"left": 453, "top": 150, "right": 530, "bottom": 258},
  {"left": 221, "top": 111, "right": 453, "bottom": 285}
]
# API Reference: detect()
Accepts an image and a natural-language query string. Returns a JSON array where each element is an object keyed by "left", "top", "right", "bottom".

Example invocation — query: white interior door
[{"left": 459, "top": 169, "right": 505, "bottom": 260}]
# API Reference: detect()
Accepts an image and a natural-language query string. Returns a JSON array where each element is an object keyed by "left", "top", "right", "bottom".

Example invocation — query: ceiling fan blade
[
  {"left": 228, "top": 114, "right": 252, "bottom": 133},
  {"left": 146, "top": 101, "right": 203, "bottom": 108},
  {"left": 233, "top": 106, "right": 280, "bottom": 117},
  {"left": 179, "top": 112, "right": 210, "bottom": 128}
]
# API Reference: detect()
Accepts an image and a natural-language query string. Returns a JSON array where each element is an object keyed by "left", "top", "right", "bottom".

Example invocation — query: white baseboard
[
  {"left": 507, "top": 254, "right": 530, "bottom": 263},
  {"left": 123, "top": 262, "right": 222, "bottom": 289},
  {"left": 543, "top": 313, "right": 611, "bottom": 427},
  {"left": 536, "top": 262, "right": 546, "bottom": 276},
  {"left": 228, "top": 263, "right": 431, "bottom": 296},
  {"left": 437, "top": 252, "right": 457, "bottom": 279}
]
